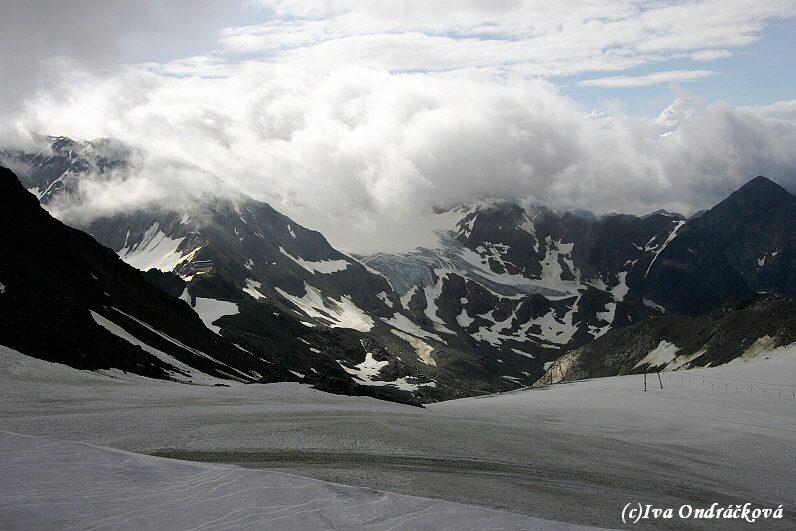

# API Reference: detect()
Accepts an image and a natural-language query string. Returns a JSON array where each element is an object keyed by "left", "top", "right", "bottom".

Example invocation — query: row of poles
[{"left": 644, "top": 371, "right": 796, "bottom": 400}]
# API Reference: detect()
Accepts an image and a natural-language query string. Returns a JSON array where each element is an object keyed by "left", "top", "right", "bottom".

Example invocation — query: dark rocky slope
[{"left": 535, "top": 293, "right": 795, "bottom": 385}]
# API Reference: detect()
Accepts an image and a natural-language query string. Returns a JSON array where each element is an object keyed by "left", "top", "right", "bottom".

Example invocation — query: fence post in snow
[
  {"left": 657, "top": 372, "right": 663, "bottom": 389},
  {"left": 644, "top": 372, "right": 647, "bottom": 392}
]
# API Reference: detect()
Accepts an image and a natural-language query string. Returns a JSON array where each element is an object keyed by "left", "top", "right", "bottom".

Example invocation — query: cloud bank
[{"left": 1, "top": 1, "right": 795, "bottom": 252}]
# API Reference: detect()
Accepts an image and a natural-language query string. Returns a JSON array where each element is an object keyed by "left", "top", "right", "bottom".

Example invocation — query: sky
[{"left": 1, "top": 0, "right": 795, "bottom": 252}]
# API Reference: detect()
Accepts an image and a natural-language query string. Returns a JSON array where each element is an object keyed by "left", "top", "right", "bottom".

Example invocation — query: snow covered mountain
[
  {"left": 358, "top": 203, "right": 687, "bottom": 366},
  {"left": 360, "top": 176, "right": 796, "bottom": 368},
  {"left": 78, "top": 196, "right": 535, "bottom": 401},
  {"left": 1, "top": 136, "right": 136, "bottom": 206},
  {"left": 3, "top": 164, "right": 505, "bottom": 404},
  {"left": 0, "top": 166, "right": 278, "bottom": 385},
  {"left": 3, "top": 136, "right": 795, "bottom": 402},
  {"left": 1, "top": 140, "right": 533, "bottom": 401}
]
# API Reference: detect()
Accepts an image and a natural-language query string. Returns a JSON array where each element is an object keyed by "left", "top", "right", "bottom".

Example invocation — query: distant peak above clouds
[{"left": 653, "top": 97, "right": 705, "bottom": 127}]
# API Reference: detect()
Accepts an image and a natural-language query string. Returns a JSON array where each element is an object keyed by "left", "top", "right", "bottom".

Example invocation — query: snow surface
[
  {"left": 726, "top": 335, "right": 783, "bottom": 366},
  {"left": 276, "top": 282, "right": 374, "bottom": 332},
  {"left": 517, "top": 213, "right": 539, "bottom": 252},
  {"left": 91, "top": 311, "right": 206, "bottom": 384},
  {"left": 279, "top": 246, "right": 349, "bottom": 275},
  {"left": 109, "top": 307, "right": 251, "bottom": 380},
  {"left": 243, "top": 278, "right": 267, "bottom": 300},
  {"left": 119, "top": 222, "right": 188, "bottom": 272},
  {"left": 34, "top": 168, "right": 70, "bottom": 199},
  {"left": 381, "top": 314, "right": 443, "bottom": 342},
  {"left": 511, "top": 296, "right": 580, "bottom": 346},
  {"left": 0, "top": 431, "right": 572, "bottom": 530},
  {"left": 590, "top": 301, "right": 616, "bottom": 338},
  {"left": 757, "top": 250, "right": 780, "bottom": 268},
  {"left": 422, "top": 281, "right": 456, "bottom": 335},
  {"left": 536, "top": 237, "right": 580, "bottom": 293},
  {"left": 457, "top": 235, "right": 585, "bottom": 297},
  {"left": 633, "top": 340, "right": 680, "bottom": 369},
  {"left": 347, "top": 351, "right": 388, "bottom": 379},
  {"left": 609, "top": 271, "right": 629, "bottom": 301},
  {"left": 456, "top": 308, "right": 474, "bottom": 327},
  {"left": 511, "top": 348, "right": 534, "bottom": 359},
  {"left": 90, "top": 310, "right": 248, "bottom": 383},
  {"left": 644, "top": 220, "right": 685, "bottom": 277},
  {"left": 391, "top": 329, "right": 437, "bottom": 366},
  {"left": 338, "top": 352, "right": 436, "bottom": 392},
  {"left": 377, "top": 290, "right": 394, "bottom": 308},
  {"left": 191, "top": 297, "right": 240, "bottom": 334},
  {"left": 666, "top": 348, "right": 707, "bottom": 371},
  {"left": 2, "top": 344, "right": 795, "bottom": 528},
  {"left": 459, "top": 246, "right": 574, "bottom": 296},
  {"left": 471, "top": 310, "right": 514, "bottom": 347},
  {"left": 179, "top": 286, "right": 192, "bottom": 304},
  {"left": 399, "top": 284, "right": 418, "bottom": 308}
]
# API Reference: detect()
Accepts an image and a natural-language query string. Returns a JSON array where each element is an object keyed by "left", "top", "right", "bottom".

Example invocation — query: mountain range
[{"left": 1, "top": 136, "right": 794, "bottom": 402}]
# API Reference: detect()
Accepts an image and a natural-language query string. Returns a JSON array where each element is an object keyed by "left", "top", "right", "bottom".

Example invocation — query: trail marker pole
[
  {"left": 657, "top": 372, "right": 664, "bottom": 389},
  {"left": 644, "top": 372, "right": 647, "bottom": 392}
]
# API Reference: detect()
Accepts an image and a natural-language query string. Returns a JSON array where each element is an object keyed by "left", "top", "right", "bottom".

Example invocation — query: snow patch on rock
[
  {"left": 391, "top": 330, "right": 437, "bottom": 367},
  {"left": 276, "top": 282, "right": 374, "bottom": 332},
  {"left": 644, "top": 220, "right": 686, "bottom": 277},
  {"left": 119, "top": 222, "right": 187, "bottom": 272},
  {"left": 279, "top": 247, "right": 349, "bottom": 275},
  {"left": 192, "top": 298, "right": 240, "bottom": 334},
  {"left": 243, "top": 278, "right": 266, "bottom": 300},
  {"left": 339, "top": 352, "right": 437, "bottom": 392},
  {"left": 90, "top": 311, "right": 228, "bottom": 384},
  {"left": 382, "top": 313, "right": 443, "bottom": 342},
  {"left": 634, "top": 340, "right": 680, "bottom": 369},
  {"left": 377, "top": 291, "right": 393, "bottom": 308}
]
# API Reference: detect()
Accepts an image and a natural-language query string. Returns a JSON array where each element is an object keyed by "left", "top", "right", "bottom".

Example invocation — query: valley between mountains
[{"left": 1, "top": 136, "right": 795, "bottom": 404}]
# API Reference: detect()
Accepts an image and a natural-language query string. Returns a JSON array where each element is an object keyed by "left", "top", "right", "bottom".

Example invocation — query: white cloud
[
  {"left": 688, "top": 49, "right": 734, "bottom": 61},
  {"left": 578, "top": 69, "right": 716, "bottom": 88},
  {"left": 9, "top": 60, "right": 796, "bottom": 252},
  {"left": 741, "top": 98, "right": 796, "bottom": 119},
  {"left": 228, "top": 0, "right": 795, "bottom": 77},
  {"left": 2, "top": 1, "right": 796, "bottom": 252}
]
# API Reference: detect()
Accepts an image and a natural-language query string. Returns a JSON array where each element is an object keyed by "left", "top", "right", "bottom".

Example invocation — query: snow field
[{"left": 1, "top": 343, "right": 794, "bottom": 528}]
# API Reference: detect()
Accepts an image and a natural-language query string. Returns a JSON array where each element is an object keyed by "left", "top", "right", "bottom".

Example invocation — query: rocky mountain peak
[{"left": 710, "top": 175, "right": 795, "bottom": 219}]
